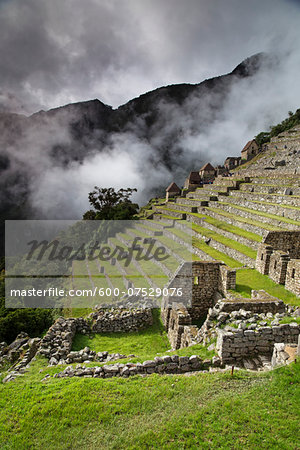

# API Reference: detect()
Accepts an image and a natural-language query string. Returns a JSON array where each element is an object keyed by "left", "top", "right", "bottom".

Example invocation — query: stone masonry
[
  {"left": 256, "top": 231, "right": 300, "bottom": 293},
  {"left": 217, "top": 323, "right": 299, "bottom": 364},
  {"left": 285, "top": 259, "right": 300, "bottom": 296},
  {"left": 161, "top": 261, "right": 236, "bottom": 349}
]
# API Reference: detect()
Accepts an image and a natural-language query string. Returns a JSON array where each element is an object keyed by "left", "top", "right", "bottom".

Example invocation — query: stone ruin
[
  {"left": 160, "top": 259, "right": 300, "bottom": 371},
  {"left": 0, "top": 301, "right": 153, "bottom": 383},
  {"left": 1, "top": 260, "right": 299, "bottom": 383},
  {"left": 161, "top": 260, "right": 236, "bottom": 349},
  {"left": 256, "top": 231, "right": 300, "bottom": 296}
]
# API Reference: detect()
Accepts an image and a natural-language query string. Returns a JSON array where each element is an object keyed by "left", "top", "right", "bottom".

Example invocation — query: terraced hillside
[
  {"left": 146, "top": 173, "right": 299, "bottom": 305},
  {"left": 236, "top": 124, "right": 300, "bottom": 176},
  {"left": 71, "top": 172, "right": 300, "bottom": 307},
  {"left": 153, "top": 176, "right": 299, "bottom": 265}
]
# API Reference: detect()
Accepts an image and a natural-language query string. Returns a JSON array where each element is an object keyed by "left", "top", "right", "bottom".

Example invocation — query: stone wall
[
  {"left": 38, "top": 317, "right": 81, "bottom": 364},
  {"left": 161, "top": 261, "right": 236, "bottom": 349},
  {"left": 269, "top": 250, "right": 290, "bottom": 285},
  {"left": 217, "top": 323, "right": 300, "bottom": 363},
  {"left": 219, "top": 296, "right": 286, "bottom": 314},
  {"left": 166, "top": 303, "right": 192, "bottom": 349},
  {"left": 256, "top": 231, "right": 300, "bottom": 294},
  {"left": 256, "top": 244, "right": 273, "bottom": 274},
  {"left": 91, "top": 308, "right": 153, "bottom": 333},
  {"left": 50, "top": 354, "right": 220, "bottom": 381},
  {"left": 285, "top": 259, "right": 300, "bottom": 296},
  {"left": 263, "top": 231, "right": 300, "bottom": 257}
]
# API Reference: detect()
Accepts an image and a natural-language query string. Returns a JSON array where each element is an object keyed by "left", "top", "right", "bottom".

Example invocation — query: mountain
[{"left": 0, "top": 52, "right": 272, "bottom": 253}]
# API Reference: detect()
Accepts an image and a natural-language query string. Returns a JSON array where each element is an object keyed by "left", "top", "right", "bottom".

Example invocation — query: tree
[{"left": 83, "top": 187, "right": 139, "bottom": 220}]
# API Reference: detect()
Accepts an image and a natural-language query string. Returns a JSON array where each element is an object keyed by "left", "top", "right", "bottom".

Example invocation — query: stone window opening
[
  {"left": 261, "top": 254, "right": 264, "bottom": 261},
  {"left": 291, "top": 268, "right": 295, "bottom": 279},
  {"left": 194, "top": 276, "right": 199, "bottom": 285},
  {"left": 274, "top": 261, "right": 277, "bottom": 270}
]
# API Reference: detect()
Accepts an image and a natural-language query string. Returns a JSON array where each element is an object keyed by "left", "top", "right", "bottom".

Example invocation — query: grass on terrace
[
  {"left": 205, "top": 206, "right": 283, "bottom": 232},
  {"left": 219, "top": 202, "right": 300, "bottom": 226},
  {"left": 189, "top": 213, "right": 262, "bottom": 243},
  {"left": 0, "top": 358, "right": 299, "bottom": 449},
  {"left": 233, "top": 268, "right": 300, "bottom": 306},
  {"left": 192, "top": 223, "right": 257, "bottom": 259},
  {"left": 192, "top": 239, "right": 243, "bottom": 268}
]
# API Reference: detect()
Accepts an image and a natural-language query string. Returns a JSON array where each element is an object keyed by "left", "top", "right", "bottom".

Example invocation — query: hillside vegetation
[
  {"left": 0, "top": 356, "right": 299, "bottom": 449},
  {"left": 255, "top": 108, "right": 300, "bottom": 146}
]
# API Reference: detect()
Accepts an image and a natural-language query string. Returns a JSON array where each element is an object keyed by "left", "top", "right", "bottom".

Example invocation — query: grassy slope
[
  {"left": 0, "top": 360, "right": 299, "bottom": 449},
  {"left": 234, "top": 269, "right": 300, "bottom": 306}
]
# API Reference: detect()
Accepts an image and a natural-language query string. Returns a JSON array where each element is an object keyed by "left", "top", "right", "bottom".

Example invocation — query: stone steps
[
  {"left": 166, "top": 202, "right": 199, "bottom": 213},
  {"left": 211, "top": 201, "right": 300, "bottom": 231},
  {"left": 139, "top": 219, "right": 243, "bottom": 268},
  {"left": 187, "top": 224, "right": 256, "bottom": 267},
  {"left": 223, "top": 195, "right": 300, "bottom": 221},
  {"left": 200, "top": 185, "right": 229, "bottom": 193},
  {"left": 185, "top": 214, "right": 258, "bottom": 250},
  {"left": 197, "top": 206, "right": 279, "bottom": 236},
  {"left": 240, "top": 183, "right": 300, "bottom": 196},
  {"left": 127, "top": 227, "right": 186, "bottom": 273},
  {"left": 154, "top": 206, "right": 187, "bottom": 219},
  {"left": 185, "top": 192, "right": 218, "bottom": 202},
  {"left": 164, "top": 216, "right": 256, "bottom": 267},
  {"left": 230, "top": 189, "right": 300, "bottom": 207}
]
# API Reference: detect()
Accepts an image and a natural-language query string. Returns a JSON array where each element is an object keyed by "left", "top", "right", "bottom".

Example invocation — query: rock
[
  {"left": 49, "top": 357, "right": 58, "bottom": 366},
  {"left": 142, "top": 360, "right": 156, "bottom": 368},
  {"left": 162, "top": 355, "right": 172, "bottom": 364}
]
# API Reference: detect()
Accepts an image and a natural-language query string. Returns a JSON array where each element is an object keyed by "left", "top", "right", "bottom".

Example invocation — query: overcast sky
[{"left": 1, "top": 0, "right": 300, "bottom": 114}]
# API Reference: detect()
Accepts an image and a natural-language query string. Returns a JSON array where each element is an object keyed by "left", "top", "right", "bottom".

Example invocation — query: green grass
[
  {"left": 234, "top": 268, "right": 300, "bottom": 306},
  {"left": 190, "top": 213, "right": 262, "bottom": 243},
  {"left": 71, "top": 310, "right": 215, "bottom": 363},
  {"left": 219, "top": 202, "right": 300, "bottom": 227},
  {"left": 192, "top": 239, "right": 243, "bottom": 268},
  {"left": 192, "top": 223, "right": 257, "bottom": 259},
  {"left": 279, "top": 316, "right": 300, "bottom": 325},
  {"left": 206, "top": 206, "right": 284, "bottom": 232},
  {"left": 72, "top": 309, "right": 170, "bottom": 360},
  {"left": 0, "top": 358, "right": 299, "bottom": 449}
]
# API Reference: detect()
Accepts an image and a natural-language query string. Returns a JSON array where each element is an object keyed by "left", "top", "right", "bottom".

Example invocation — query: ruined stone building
[
  {"left": 241, "top": 139, "right": 259, "bottom": 161},
  {"left": 256, "top": 231, "right": 300, "bottom": 296},
  {"left": 184, "top": 171, "right": 202, "bottom": 190},
  {"left": 161, "top": 261, "right": 236, "bottom": 349},
  {"left": 224, "top": 156, "right": 241, "bottom": 171},
  {"left": 199, "top": 162, "right": 215, "bottom": 183},
  {"left": 165, "top": 182, "right": 181, "bottom": 201}
]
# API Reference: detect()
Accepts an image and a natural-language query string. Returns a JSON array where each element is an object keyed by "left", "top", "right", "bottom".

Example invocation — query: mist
[{"left": 1, "top": 0, "right": 300, "bottom": 217}]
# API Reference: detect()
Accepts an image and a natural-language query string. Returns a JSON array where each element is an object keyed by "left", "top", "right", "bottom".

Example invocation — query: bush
[{"left": 0, "top": 277, "right": 54, "bottom": 343}]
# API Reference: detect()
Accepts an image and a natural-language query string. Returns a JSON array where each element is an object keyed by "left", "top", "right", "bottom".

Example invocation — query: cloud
[
  {"left": 1, "top": 0, "right": 300, "bottom": 112},
  {"left": 1, "top": 0, "right": 300, "bottom": 220}
]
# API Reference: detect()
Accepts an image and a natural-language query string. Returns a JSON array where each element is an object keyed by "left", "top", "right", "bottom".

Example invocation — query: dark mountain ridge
[{"left": 0, "top": 52, "right": 272, "bottom": 244}]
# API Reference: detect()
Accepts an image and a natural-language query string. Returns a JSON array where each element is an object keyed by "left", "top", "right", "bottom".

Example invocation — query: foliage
[
  {"left": 0, "top": 276, "right": 54, "bottom": 343},
  {"left": 255, "top": 108, "right": 300, "bottom": 145},
  {"left": 255, "top": 131, "right": 271, "bottom": 147},
  {"left": 83, "top": 187, "right": 139, "bottom": 220}
]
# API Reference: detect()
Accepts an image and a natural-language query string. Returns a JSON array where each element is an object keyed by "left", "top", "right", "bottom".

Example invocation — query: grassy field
[
  {"left": 234, "top": 268, "right": 300, "bottom": 306},
  {"left": 0, "top": 358, "right": 299, "bottom": 449}
]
